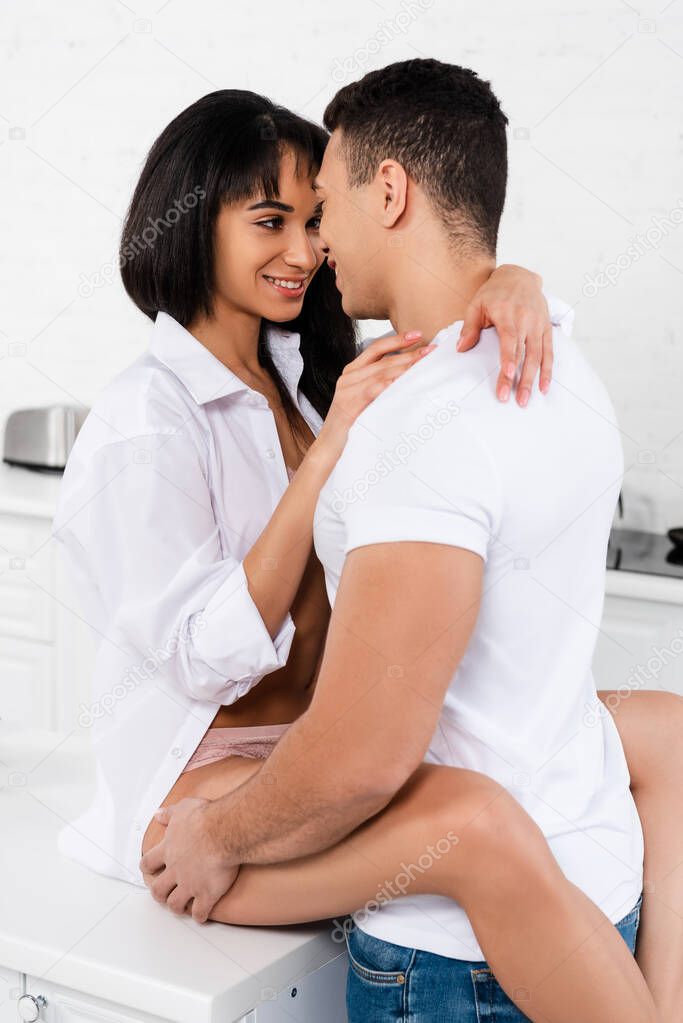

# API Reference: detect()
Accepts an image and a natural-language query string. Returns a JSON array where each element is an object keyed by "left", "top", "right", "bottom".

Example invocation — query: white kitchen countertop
[
  {"left": 0, "top": 726, "right": 346, "bottom": 1023},
  {"left": 605, "top": 568, "right": 683, "bottom": 605}
]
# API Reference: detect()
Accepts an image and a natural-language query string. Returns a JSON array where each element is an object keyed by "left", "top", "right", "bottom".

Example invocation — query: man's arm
[
  {"left": 141, "top": 539, "right": 484, "bottom": 922},
  {"left": 199, "top": 540, "right": 484, "bottom": 865}
]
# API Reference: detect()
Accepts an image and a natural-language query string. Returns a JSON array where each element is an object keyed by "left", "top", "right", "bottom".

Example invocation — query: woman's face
[{"left": 211, "top": 147, "right": 325, "bottom": 323}]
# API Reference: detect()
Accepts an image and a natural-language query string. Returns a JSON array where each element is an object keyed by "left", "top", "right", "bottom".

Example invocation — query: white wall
[{"left": 2, "top": 0, "right": 682, "bottom": 530}]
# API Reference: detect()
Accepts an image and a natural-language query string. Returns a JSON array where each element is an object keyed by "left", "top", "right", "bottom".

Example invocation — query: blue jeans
[{"left": 345, "top": 892, "right": 643, "bottom": 1022}]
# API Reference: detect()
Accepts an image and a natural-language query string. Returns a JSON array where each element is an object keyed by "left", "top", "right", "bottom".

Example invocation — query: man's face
[{"left": 315, "top": 130, "right": 389, "bottom": 320}]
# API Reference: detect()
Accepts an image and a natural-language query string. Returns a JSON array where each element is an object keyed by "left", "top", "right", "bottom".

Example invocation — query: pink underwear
[{"left": 181, "top": 722, "right": 292, "bottom": 773}]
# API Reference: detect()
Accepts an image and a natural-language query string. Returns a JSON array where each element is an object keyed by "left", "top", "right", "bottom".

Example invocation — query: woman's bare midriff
[{"left": 209, "top": 540, "right": 330, "bottom": 728}]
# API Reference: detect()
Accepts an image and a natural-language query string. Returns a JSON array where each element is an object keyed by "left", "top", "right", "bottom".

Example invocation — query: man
[{"left": 141, "top": 59, "right": 653, "bottom": 1020}]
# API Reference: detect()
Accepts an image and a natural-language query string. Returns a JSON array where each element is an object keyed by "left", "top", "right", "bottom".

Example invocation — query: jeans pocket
[
  {"left": 470, "top": 967, "right": 528, "bottom": 1021},
  {"left": 344, "top": 923, "right": 415, "bottom": 986}
]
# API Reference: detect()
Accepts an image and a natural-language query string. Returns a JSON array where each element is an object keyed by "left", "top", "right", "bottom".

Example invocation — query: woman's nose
[{"left": 285, "top": 233, "right": 319, "bottom": 271}]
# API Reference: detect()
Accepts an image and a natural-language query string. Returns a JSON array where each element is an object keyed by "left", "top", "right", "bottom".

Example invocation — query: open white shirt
[
  {"left": 53, "top": 311, "right": 324, "bottom": 885},
  {"left": 54, "top": 295, "right": 574, "bottom": 886}
]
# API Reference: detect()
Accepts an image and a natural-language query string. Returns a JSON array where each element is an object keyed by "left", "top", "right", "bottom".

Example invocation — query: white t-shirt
[{"left": 314, "top": 318, "right": 644, "bottom": 961}]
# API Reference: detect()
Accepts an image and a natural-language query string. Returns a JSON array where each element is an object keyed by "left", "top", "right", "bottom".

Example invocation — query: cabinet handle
[{"left": 17, "top": 994, "right": 47, "bottom": 1021}]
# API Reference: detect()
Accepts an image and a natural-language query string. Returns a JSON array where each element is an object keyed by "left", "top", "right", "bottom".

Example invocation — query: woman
[{"left": 56, "top": 90, "right": 682, "bottom": 1023}]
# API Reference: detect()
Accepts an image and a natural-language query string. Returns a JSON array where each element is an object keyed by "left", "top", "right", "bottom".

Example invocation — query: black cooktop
[{"left": 607, "top": 528, "right": 683, "bottom": 580}]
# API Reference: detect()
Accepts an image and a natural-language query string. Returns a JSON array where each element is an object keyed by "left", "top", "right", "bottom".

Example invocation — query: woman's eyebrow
[
  {"left": 247, "top": 199, "right": 323, "bottom": 214},
  {"left": 247, "top": 200, "right": 294, "bottom": 213},
  {"left": 246, "top": 200, "right": 325, "bottom": 216}
]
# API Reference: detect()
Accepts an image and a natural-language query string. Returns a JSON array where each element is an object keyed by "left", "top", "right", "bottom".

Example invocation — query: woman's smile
[{"left": 262, "top": 272, "right": 310, "bottom": 299}]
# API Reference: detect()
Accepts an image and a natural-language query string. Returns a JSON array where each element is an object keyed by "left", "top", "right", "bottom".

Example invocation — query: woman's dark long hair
[{"left": 119, "top": 90, "right": 358, "bottom": 437}]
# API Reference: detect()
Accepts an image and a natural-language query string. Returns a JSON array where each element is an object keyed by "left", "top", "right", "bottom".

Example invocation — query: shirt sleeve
[
  {"left": 67, "top": 429, "right": 296, "bottom": 705},
  {"left": 334, "top": 409, "right": 502, "bottom": 562}
]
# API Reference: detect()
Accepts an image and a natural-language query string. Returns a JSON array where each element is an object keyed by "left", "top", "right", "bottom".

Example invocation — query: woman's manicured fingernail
[
  {"left": 518, "top": 388, "right": 529, "bottom": 407},
  {"left": 456, "top": 334, "right": 465, "bottom": 350},
  {"left": 418, "top": 343, "right": 437, "bottom": 357},
  {"left": 499, "top": 383, "right": 510, "bottom": 402},
  {"left": 540, "top": 378, "right": 550, "bottom": 394},
  {"left": 404, "top": 330, "right": 422, "bottom": 341}
]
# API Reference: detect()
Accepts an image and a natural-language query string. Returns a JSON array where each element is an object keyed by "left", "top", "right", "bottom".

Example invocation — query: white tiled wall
[{"left": 2, "top": 0, "right": 682, "bottom": 530}]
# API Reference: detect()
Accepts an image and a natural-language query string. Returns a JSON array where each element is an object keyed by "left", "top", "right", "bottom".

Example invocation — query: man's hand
[
  {"left": 139, "top": 796, "right": 240, "bottom": 924},
  {"left": 457, "top": 264, "right": 553, "bottom": 406}
]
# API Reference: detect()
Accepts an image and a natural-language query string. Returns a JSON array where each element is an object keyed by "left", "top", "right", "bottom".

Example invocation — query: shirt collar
[
  {"left": 148, "top": 311, "right": 305, "bottom": 406},
  {"left": 431, "top": 319, "right": 465, "bottom": 347}
]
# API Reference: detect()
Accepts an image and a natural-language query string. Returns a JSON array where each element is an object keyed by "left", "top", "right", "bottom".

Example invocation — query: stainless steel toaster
[{"left": 3, "top": 405, "right": 89, "bottom": 472}]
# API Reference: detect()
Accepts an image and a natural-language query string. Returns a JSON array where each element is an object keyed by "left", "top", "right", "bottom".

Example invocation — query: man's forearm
[{"left": 204, "top": 709, "right": 396, "bottom": 866}]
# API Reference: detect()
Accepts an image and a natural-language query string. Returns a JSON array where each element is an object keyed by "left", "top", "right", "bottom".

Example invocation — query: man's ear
[{"left": 378, "top": 158, "right": 408, "bottom": 228}]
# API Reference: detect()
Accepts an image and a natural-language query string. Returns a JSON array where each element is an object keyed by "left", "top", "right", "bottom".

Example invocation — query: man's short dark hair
[{"left": 323, "top": 58, "right": 508, "bottom": 256}]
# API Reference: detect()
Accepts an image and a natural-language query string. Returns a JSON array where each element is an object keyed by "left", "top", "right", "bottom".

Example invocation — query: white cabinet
[
  {"left": 0, "top": 958, "right": 348, "bottom": 1023},
  {"left": 0, "top": 466, "right": 96, "bottom": 732},
  {"left": 15, "top": 977, "right": 170, "bottom": 1022},
  {"left": 0, "top": 515, "right": 55, "bottom": 642},
  {"left": 593, "top": 574, "right": 683, "bottom": 696},
  {"left": 11, "top": 957, "right": 347, "bottom": 1023},
  {"left": 249, "top": 955, "right": 347, "bottom": 1022},
  {"left": 0, "top": 636, "right": 55, "bottom": 728}
]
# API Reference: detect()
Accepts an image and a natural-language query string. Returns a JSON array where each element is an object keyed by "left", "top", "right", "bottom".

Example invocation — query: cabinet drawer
[
  {"left": 0, "top": 636, "right": 54, "bottom": 729},
  {"left": 22, "top": 978, "right": 171, "bottom": 1023},
  {"left": 0, "top": 515, "right": 55, "bottom": 642},
  {"left": 51, "top": 993, "right": 165, "bottom": 1022}
]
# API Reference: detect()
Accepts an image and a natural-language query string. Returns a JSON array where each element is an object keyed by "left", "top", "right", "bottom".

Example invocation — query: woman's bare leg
[
  {"left": 143, "top": 754, "right": 659, "bottom": 1023},
  {"left": 599, "top": 687, "right": 683, "bottom": 1022}
]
